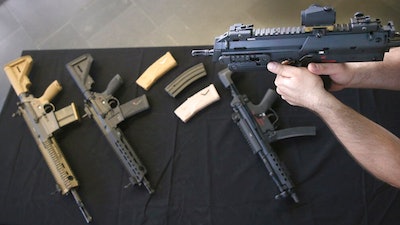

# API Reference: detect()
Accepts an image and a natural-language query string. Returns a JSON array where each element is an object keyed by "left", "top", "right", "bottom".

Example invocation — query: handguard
[{"left": 218, "top": 68, "right": 316, "bottom": 203}]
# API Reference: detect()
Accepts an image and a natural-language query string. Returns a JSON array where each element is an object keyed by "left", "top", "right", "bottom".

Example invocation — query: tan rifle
[{"left": 4, "top": 55, "right": 92, "bottom": 223}]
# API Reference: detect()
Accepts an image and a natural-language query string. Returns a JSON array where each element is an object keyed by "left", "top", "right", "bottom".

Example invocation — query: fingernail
[{"left": 267, "top": 62, "right": 277, "bottom": 71}]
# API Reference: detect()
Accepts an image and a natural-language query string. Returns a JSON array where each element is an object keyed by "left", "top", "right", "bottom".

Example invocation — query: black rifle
[
  {"left": 192, "top": 5, "right": 400, "bottom": 71},
  {"left": 218, "top": 68, "right": 316, "bottom": 203},
  {"left": 66, "top": 54, "right": 154, "bottom": 194}
]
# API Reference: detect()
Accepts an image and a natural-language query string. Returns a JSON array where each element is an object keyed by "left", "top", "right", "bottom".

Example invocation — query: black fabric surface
[{"left": 0, "top": 46, "right": 399, "bottom": 225}]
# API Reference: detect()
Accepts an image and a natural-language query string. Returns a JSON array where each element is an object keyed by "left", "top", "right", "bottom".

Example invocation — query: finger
[
  {"left": 275, "top": 84, "right": 290, "bottom": 101},
  {"left": 274, "top": 74, "right": 284, "bottom": 86},
  {"left": 267, "top": 62, "right": 292, "bottom": 78},
  {"left": 275, "top": 86, "right": 282, "bottom": 95},
  {"left": 267, "top": 62, "right": 280, "bottom": 73},
  {"left": 278, "top": 91, "right": 285, "bottom": 100},
  {"left": 308, "top": 62, "right": 345, "bottom": 75}
]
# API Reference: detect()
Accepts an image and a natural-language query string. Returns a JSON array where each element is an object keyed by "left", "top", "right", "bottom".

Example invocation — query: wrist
[
  {"left": 308, "top": 91, "right": 340, "bottom": 115},
  {"left": 344, "top": 62, "right": 383, "bottom": 89}
]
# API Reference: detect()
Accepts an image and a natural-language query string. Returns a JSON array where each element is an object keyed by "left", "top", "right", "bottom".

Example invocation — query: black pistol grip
[
  {"left": 250, "top": 89, "right": 279, "bottom": 115},
  {"left": 321, "top": 75, "right": 332, "bottom": 90},
  {"left": 103, "top": 74, "right": 123, "bottom": 96}
]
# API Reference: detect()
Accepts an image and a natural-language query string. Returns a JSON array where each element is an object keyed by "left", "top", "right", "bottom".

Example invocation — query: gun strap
[{"left": 164, "top": 63, "right": 207, "bottom": 98}]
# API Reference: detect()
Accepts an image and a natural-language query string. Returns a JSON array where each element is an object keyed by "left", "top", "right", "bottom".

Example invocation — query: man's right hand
[{"left": 307, "top": 63, "right": 357, "bottom": 91}]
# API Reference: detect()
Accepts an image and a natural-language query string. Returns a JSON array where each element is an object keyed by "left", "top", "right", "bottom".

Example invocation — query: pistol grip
[
  {"left": 103, "top": 74, "right": 123, "bottom": 96},
  {"left": 38, "top": 80, "right": 63, "bottom": 105},
  {"left": 249, "top": 89, "right": 279, "bottom": 115}
]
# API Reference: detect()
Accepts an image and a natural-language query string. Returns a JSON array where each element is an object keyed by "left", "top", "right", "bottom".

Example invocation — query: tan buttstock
[
  {"left": 38, "top": 80, "right": 63, "bottom": 105},
  {"left": 136, "top": 51, "right": 177, "bottom": 90},
  {"left": 3, "top": 55, "right": 33, "bottom": 96}
]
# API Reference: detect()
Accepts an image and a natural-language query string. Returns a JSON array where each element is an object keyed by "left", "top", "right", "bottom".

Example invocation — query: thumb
[
  {"left": 267, "top": 62, "right": 294, "bottom": 78},
  {"left": 308, "top": 63, "right": 344, "bottom": 75},
  {"left": 267, "top": 62, "right": 281, "bottom": 74}
]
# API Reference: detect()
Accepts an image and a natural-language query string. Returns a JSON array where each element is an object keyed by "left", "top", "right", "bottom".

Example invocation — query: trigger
[{"left": 281, "top": 59, "right": 295, "bottom": 65}]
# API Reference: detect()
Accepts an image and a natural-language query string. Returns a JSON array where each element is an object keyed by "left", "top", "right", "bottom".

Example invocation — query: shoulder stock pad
[
  {"left": 66, "top": 54, "right": 94, "bottom": 93},
  {"left": 4, "top": 55, "right": 33, "bottom": 96}
]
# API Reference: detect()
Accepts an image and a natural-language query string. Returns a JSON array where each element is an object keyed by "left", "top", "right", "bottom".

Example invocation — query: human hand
[
  {"left": 268, "top": 62, "right": 331, "bottom": 111},
  {"left": 307, "top": 63, "right": 356, "bottom": 91}
]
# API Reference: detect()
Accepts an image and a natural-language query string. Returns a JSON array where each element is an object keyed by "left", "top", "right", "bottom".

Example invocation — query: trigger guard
[
  {"left": 43, "top": 103, "right": 55, "bottom": 114},
  {"left": 108, "top": 97, "right": 120, "bottom": 109}
]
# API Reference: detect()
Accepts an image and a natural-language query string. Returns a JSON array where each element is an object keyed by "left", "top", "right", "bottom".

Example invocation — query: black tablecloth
[{"left": 0, "top": 46, "right": 399, "bottom": 225}]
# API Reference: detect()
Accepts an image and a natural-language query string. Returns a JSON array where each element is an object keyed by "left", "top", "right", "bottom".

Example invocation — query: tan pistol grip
[
  {"left": 136, "top": 51, "right": 177, "bottom": 90},
  {"left": 38, "top": 80, "right": 63, "bottom": 105},
  {"left": 3, "top": 55, "right": 33, "bottom": 96}
]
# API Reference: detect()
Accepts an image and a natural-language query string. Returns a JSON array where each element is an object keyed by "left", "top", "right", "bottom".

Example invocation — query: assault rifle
[
  {"left": 218, "top": 68, "right": 316, "bottom": 203},
  {"left": 4, "top": 56, "right": 92, "bottom": 223},
  {"left": 66, "top": 54, "right": 154, "bottom": 194},
  {"left": 192, "top": 5, "right": 400, "bottom": 71}
]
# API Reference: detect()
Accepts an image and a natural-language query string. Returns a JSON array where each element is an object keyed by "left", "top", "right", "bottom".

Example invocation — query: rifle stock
[{"left": 4, "top": 55, "right": 33, "bottom": 96}]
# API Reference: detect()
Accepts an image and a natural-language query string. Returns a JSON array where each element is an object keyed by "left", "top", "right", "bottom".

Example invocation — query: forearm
[
  {"left": 269, "top": 56, "right": 400, "bottom": 188},
  {"left": 313, "top": 95, "right": 400, "bottom": 188},
  {"left": 308, "top": 47, "right": 400, "bottom": 91},
  {"left": 341, "top": 48, "right": 400, "bottom": 90},
  {"left": 346, "top": 62, "right": 400, "bottom": 90}
]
